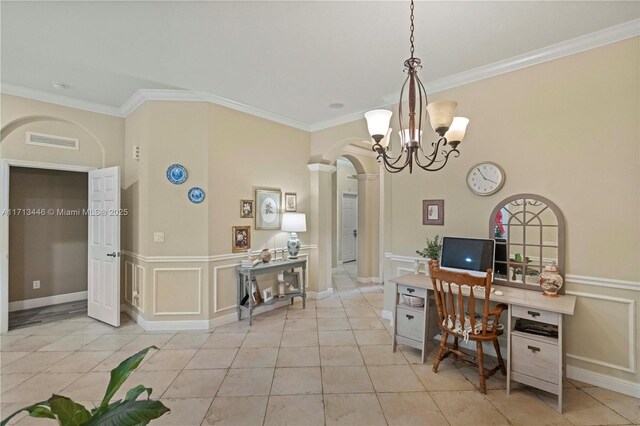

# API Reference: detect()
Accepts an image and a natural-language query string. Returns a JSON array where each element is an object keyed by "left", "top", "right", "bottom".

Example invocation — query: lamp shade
[
  {"left": 426, "top": 100, "right": 457, "bottom": 132},
  {"left": 282, "top": 213, "right": 306, "bottom": 232},
  {"left": 364, "top": 109, "right": 393, "bottom": 137},
  {"left": 444, "top": 117, "right": 469, "bottom": 143}
]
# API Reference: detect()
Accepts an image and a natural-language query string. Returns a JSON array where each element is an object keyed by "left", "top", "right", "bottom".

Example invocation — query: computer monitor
[{"left": 439, "top": 236, "right": 495, "bottom": 276}]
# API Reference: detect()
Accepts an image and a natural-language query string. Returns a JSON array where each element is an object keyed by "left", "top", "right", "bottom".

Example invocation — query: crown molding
[
  {"left": 383, "top": 19, "right": 640, "bottom": 104},
  {"left": 120, "top": 89, "right": 311, "bottom": 131},
  {"left": 3, "top": 20, "right": 637, "bottom": 131},
  {"left": 1, "top": 82, "right": 124, "bottom": 117}
]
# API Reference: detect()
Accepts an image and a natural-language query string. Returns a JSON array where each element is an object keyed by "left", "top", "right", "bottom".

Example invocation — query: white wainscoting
[
  {"left": 565, "top": 291, "right": 636, "bottom": 374},
  {"left": 152, "top": 267, "right": 202, "bottom": 316}
]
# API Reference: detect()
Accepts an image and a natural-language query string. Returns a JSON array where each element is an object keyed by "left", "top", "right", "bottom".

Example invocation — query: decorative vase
[
  {"left": 539, "top": 262, "right": 563, "bottom": 297},
  {"left": 259, "top": 248, "right": 272, "bottom": 263}
]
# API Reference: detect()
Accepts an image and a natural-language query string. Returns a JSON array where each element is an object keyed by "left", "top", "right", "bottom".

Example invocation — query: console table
[
  {"left": 237, "top": 258, "right": 307, "bottom": 325},
  {"left": 390, "top": 272, "right": 576, "bottom": 413}
]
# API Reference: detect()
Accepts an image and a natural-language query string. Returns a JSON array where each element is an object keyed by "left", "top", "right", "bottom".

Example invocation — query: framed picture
[
  {"left": 284, "top": 192, "right": 297, "bottom": 212},
  {"left": 251, "top": 276, "right": 263, "bottom": 305},
  {"left": 255, "top": 188, "right": 282, "bottom": 230},
  {"left": 283, "top": 271, "right": 300, "bottom": 294},
  {"left": 423, "top": 199, "right": 444, "bottom": 226},
  {"left": 240, "top": 200, "right": 254, "bottom": 218},
  {"left": 232, "top": 226, "right": 251, "bottom": 253},
  {"left": 262, "top": 288, "right": 274, "bottom": 303}
]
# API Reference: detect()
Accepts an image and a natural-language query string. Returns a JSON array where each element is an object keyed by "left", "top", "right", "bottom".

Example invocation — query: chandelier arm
[
  {"left": 415, "top": 137, "right": 446, "bottom": 169},
  {"left": 372, "top": 142, "right": 407, "bottom": 166},
  {"left": 397, "top": 74, "right": 410, "bottom": 149},
  {"left": 416, "top": 147, "right": 460, "bottom": 172},
  {"left": 381, "top": 149, "right": 413, "bottom": 173},
  {"left": 415, "top": 73, "right": 427, "bottom": 150}
]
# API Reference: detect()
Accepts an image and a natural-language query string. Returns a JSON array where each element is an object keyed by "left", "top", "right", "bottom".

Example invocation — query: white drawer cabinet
[
  {"left": 508, "top": 306, "right": 565, "bottom": 412},
  {"left": 392, "top": 282, "right": 433, "bottom": 363}
]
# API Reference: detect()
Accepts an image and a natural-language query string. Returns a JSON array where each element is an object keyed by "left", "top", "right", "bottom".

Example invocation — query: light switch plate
[
  {"left": 153, "top": 232, "right": 165, "bottom": 243},
  {"left": 33, "top": 280, "right": 40, "bottom": 289}
]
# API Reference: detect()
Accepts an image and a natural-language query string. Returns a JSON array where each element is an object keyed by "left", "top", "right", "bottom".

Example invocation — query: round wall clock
[{"left": 466, "top": 162, "right": 505, "bottom": 196}]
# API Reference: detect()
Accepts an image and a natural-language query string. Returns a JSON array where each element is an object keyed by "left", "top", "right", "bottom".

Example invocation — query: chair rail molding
[{"left": 121, "top": 244, "right": 317, "bottom": 263}]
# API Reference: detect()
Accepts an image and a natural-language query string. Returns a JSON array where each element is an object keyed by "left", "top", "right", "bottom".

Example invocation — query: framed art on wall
[
  {"left": 284, "top": 192, "right": 297, "bottom": 212},
  {"left": 283, "top": 271, "right": 300, "bottom": 293},
  {"left": 423, "top": 199, "right": 444, "bottom": 225},
  {"left": 255, "top": 188, "right": 282, "bottom": 230},
  {"left": 232, "top": 225, "right": 251, "bottom": 253},
  {"left": 240, "top": 200, "right": 254, "bottom": 218}
]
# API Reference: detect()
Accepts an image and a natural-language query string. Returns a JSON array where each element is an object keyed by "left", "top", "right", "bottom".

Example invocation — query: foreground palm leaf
[{"left": 0, "top": 346, "right": 169, "bottom": 426}]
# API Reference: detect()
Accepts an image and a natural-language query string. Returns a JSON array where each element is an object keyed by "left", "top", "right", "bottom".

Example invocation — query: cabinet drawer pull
[
  {"left": 405, "top": 314, "right": 414, "bottom": 320},
  {"left": 527, "top": 310, "right": 541, "bottom": 318},
  {"left": 527, "top": 345, "right": 541, "bottom": 353},
  {"left": 406, "top": 288, "right": 415, "bottom": 294}
]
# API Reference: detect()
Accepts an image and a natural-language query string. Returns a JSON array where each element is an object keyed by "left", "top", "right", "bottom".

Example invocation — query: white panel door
[
  {"left": 342, "top": 193, "right": 358, "bottom": 263},
  {"left": 88, "top": 166, "right": 121, "bottom": 327}
]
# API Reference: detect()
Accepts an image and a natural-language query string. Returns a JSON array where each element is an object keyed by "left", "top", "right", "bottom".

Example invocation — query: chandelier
[{"left": 364, "top": 0, "right": 469, "bottom": 174}]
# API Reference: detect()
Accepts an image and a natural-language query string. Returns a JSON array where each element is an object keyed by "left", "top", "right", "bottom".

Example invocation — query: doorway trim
[{"left": 0, "top": 159, "right": 96, "bottom": 333}]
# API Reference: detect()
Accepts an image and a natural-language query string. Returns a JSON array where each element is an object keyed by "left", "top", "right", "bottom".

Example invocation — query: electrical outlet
[
  {"left": 132, "top": 145, "right": 140, "bottom": 161},
  {"left": 33, "top": 280, "right": 40, "bottom": 289},
  {"left": 153, "top": 232, "right": 165, "bottom": 243}
]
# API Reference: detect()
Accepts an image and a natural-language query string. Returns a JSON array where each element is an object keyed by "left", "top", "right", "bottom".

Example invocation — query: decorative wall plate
[
  {"left": 166, "top": 164, "right": 187, "bottom": 184},
  {"left": 188, "top": 187, "right": 205, "bottom": 204}
]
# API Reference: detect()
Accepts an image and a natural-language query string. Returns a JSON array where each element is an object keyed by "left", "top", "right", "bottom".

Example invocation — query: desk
[
  {"left": 237, "top": 258, "right": 307, "bottom": 325},
  {"left": 390, "top": 273, "right": 576, "bottom": 412}
]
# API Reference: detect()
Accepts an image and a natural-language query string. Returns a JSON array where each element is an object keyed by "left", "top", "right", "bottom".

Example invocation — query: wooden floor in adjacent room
[{"left": 8, "top": 300, "right": 87, "bottom": 330}]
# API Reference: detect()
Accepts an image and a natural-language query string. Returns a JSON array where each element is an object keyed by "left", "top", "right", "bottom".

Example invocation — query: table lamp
[{"left": 282, "top": 213, "right": 306, "bottom": 259}]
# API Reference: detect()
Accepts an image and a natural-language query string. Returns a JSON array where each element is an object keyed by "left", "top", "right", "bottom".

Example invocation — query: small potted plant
[{"left": 416, "top": 235, "right": 442, "bottom": 270}]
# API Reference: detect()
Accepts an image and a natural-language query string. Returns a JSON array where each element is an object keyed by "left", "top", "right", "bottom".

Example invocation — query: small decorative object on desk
[
  {"left": 416, "top": 235, "right": 442, "bottom": 268},
  {"left": 278, "top": 281, "right": 286, "bottom": 298},
  {"left": 539, "top": 262, "right": 563, "bottom": 297},
  {"left": 259, "top": 248, "right": 272, "bottom": 263},
  {"left": 166, "top": 164, "right": 187, "bottom": 184}
]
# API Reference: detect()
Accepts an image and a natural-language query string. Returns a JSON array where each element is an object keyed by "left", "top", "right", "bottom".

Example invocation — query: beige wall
[
  {"left": 381, "top": 38, "right": 639, "bottom": 386},
  {"left": 0, "top": 94, "right": 125, "bottom": 169},
  {"left": 122, "top": 101, "right": 313, "bottom": 322},
  {"left": 387, "top": 38, "right": 639, "bottom": 282},
  {"left": 9, "top": 167, "right": 88, "bottom": 302}
]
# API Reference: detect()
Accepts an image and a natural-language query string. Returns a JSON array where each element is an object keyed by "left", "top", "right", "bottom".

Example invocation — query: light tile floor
[{"left": 1, "top": 262, "right": 638, "bottom": 425}]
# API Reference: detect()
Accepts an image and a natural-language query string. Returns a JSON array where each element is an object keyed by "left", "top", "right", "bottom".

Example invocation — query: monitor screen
[{"left": 440, "top": 237, "right": 495, "bottom": 273}]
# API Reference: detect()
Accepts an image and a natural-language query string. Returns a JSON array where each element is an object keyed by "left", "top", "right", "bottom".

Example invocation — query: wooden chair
[{"left": 429, "top": 261, "right": 508, "bottom": 393}]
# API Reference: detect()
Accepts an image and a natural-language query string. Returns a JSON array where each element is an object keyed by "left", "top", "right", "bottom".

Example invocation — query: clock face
[{"left": 467, "top": 162, "right": 505, "bottom": 196}]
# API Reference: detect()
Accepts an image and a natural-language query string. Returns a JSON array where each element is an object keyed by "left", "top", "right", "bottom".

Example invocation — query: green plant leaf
[
  {"left": 0, "top": 401, "right": 52, "bottom": 426},
  {"left": 48, "top": 395, "right": 91, "bottom": 426},
  {"left": 96, "top": 346, "right": 158, "bottom": 414},
  {"left": 125, "top": 385, "right": 152, "bottom": 401},
  {"left": 83, "top": 400, "right": 170, "bottom": 426}
]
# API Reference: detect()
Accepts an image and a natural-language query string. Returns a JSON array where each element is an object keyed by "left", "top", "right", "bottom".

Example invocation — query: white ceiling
[{"left": 2, "top": 1, "right": 638, "bottom": 128}]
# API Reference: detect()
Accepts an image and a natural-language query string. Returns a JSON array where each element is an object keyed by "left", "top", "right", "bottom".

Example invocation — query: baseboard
[
  {"left": 121, "top": 303, "right": 237, "bottom": 332},
  {"left": 307, "top": 288, "right": 334, "bottom": 299},
  {"left": 567, "top": 365, "right": 640, "bottom": 398},
  {"left": 381, "top": 309, "right": 393, "bottom": 325},
  {"left": 9, "top": 291, "right": 87, "bottom": 312},
  {"left": 356, "top": 276, "right": 382, "bottom": 284}
]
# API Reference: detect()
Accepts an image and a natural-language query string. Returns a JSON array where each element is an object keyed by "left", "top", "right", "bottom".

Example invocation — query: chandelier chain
[{"left": 409, "top": 0, "right": 415, "bottom": 58}]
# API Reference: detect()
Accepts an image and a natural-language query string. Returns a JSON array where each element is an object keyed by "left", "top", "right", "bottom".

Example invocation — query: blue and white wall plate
[
  {"left": 188, "top": 187, "right": 205, "bottom": 204},
  {"left": 166, "top": 164, "right": 187, "bottom": 184}
]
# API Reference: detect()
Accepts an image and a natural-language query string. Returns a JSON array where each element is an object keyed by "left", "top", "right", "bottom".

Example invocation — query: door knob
[
  {"left": 353, "top": 230, "right": 358, "bottom": 238},
  {"left": 106, "top": 252, "right": 118, "bottom": 258}
]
